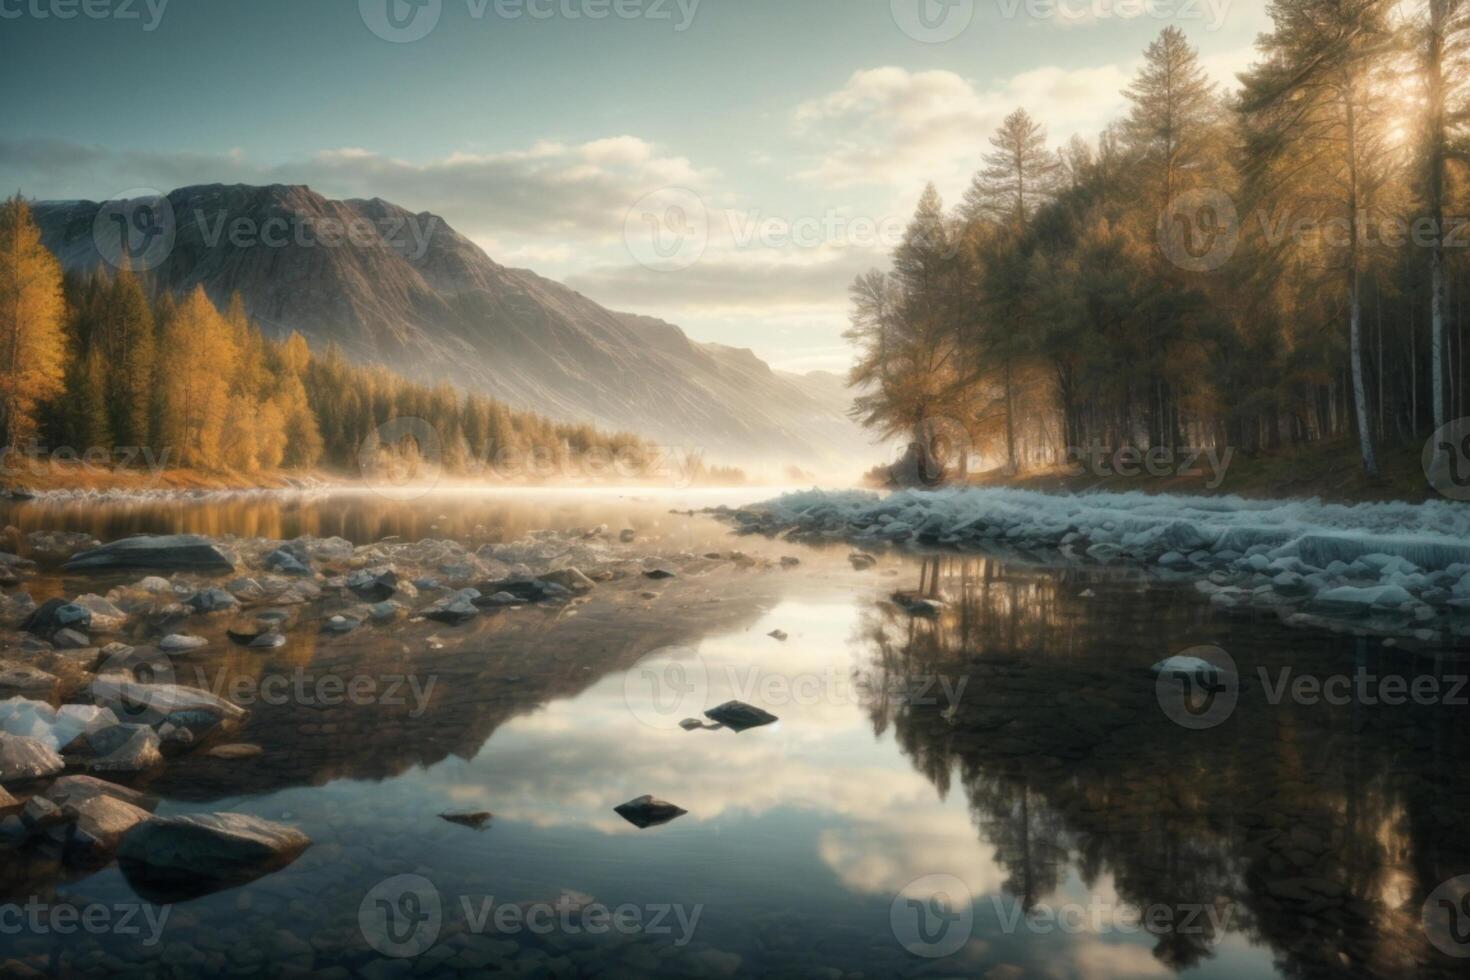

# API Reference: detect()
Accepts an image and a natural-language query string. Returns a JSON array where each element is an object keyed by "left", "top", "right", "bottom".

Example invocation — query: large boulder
[
  {"left": 55, "top": 793, "right": 153, "bottom": 867},
  {"left": 65, "top": 535, "right": 234, "bottom": 573},
  {"left": 0, "top": 733, "right": 65, "bottom": 784},
  {"left": 118, "top": 812, "right": 310, "bottom": 900},
  {"left": 21, "top": 598, "right": 91, "bottom": 638}
]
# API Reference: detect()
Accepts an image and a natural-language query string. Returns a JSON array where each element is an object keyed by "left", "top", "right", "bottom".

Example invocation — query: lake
[{"left": 1, "top": 489, "right": 1468, "bottom": 978}]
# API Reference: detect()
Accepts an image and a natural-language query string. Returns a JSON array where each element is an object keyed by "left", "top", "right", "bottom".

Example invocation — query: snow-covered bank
[{"left": 716, "top": 488, "right": 1470, "bottom": 643}]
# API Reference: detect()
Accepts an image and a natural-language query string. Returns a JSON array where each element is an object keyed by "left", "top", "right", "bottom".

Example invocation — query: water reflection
[{"left": 857, "top": 556, "right": 1470, "bottom": 978}]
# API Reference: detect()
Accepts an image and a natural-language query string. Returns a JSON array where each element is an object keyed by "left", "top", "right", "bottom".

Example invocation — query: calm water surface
[{"left": 2, "top": 490, "right": 1468, "bottom": 979}]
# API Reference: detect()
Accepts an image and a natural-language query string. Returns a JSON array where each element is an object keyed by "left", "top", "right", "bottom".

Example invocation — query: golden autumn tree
[
  {"left": 0, "top": 195, "right": 67, "bottom": 447},
  {"left": 157, "top": 286, "right": 238, "bottom": 469}
]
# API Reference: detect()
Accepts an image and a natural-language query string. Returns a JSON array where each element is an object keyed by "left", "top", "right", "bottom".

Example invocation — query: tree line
[
  {"left": 0, "top": 196, "right": 651, "bottom": 481},
  {"left": 849, "top": 3, "right": 1470, "bottom": 481}
]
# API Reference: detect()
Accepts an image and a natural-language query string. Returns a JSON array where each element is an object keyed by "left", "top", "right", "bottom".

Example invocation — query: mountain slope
[{"left": 33, "top": 184, "right": 871, "bottom": 467}]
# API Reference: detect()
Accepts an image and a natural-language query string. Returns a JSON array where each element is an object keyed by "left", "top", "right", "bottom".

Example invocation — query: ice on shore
[{"left": 720, "top": 488, "right": 1470, "bottom": 641}]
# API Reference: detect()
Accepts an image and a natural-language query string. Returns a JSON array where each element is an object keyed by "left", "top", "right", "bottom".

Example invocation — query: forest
[
  {"left": 848, "top": 1, "right": 1470, "bottom": 482},
  {"left": 0, "top": 195, "right": 652, "bottom": 484}
]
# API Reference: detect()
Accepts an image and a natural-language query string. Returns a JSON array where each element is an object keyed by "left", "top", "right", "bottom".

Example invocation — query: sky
[{"left": 0, "top": 0, "right": 1271, "bottom": 373}]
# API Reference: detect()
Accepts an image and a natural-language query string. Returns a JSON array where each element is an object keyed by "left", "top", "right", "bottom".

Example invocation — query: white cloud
[{"left": 790, "top": 64, "right": 1134, "bottom": 201}]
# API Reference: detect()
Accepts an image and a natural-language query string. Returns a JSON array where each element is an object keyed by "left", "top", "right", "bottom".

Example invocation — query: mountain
[{"left": 32, "top": 184, "right": 873, "bottom": 469}]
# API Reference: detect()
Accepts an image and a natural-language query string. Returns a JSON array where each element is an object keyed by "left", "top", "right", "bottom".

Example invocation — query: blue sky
[{"left": 0, "top": 0, "right": 1270, "bottom": 372}]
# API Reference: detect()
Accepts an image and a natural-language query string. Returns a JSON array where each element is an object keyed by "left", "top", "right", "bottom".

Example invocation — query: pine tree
[
  {"left": 106, "top": 268, "right": 155, "bottom": 450},
  {"left": 962, "top": 109, "right": 1057, "bottom": 227},
  {"left": 1123, "top": 27, "right": 1218, "bottom": 211}
]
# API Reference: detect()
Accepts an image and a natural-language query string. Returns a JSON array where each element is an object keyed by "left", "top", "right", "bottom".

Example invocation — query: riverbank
[{"left": 963, "top": 439, "right": 1443, "bottom": 504}]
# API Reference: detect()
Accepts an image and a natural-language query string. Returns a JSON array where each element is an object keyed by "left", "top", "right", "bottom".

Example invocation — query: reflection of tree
[{"left": 853, "top": 556, "right": 1470, "bottom": 978}]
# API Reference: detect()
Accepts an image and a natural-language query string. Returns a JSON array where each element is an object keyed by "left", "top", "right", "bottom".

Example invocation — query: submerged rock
[
  {"left": 186, "top": 588, "right": 240, "bottom": 614},
  {"left": 613, "top": 795, "right": 687, "bottom": 829},
  {"left": 347, "top": 569, "right": 398, "bottom": 602},
  {"left": 439, "top": 809, "right": 492, "bottom": 829},
  {"left": 0, "top": 662, "right": 57, "bottom": 694},
  {"left": 891, "top": 592, "right": 944, "bottom": 617},
  {"left": 65, "top": 534, "right": 234, "bottom": 573},
  {"left": 87, "top": 726, "right": 164, "bottom": 774},
  {"left": 704, "top": 700, "right": 779, "bottom": 733},
  {"left": 159, "top": 634, "right": 208, "bottom": 653},
  {"left": 118, "top": 812, "right": 310, "bottom": 901},
  {"left": 22, "top": 598, "right": 90, "bottom": 638},
  {"left": 207, "top": 743, "right": 263, "bottom": 760}
]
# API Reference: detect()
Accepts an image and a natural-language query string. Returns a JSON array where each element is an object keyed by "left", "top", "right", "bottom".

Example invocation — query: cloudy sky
[{"left": 0, "top": 0, "right": 1269, "bottom": 373}]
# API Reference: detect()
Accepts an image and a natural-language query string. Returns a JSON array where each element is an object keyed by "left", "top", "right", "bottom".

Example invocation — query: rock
[
  {"left": 779, "top": 556, "right": 800, "bottom": 567},
  {"left": 891, "top": 592, "right": 944, "bottom": 617},
  {"left": 619, "top": 528, "right": 636, "bottom": 543},
  {"left": 226, "top": 623, "right": 272, "bottom": 645},
  {"left": 0, "top": 733, "right": 65, "bottom": 784},
  {"left": 439, "top": 809, "right": 492, "bottom": 829},
  {"left": 347, "top": 569, "right": 398, "bottom": 602},
  {"left": 848, "top": 552, "right": 877, "bottom": 570},
  {"left": 613, "top": 795, "right": 687, "bottom": 829},
  {"left": 323, "top": 615, "right": 359, "bottom": 634},
  {"left": 186, "top": 588, "right": 240, "bottom": 614},
  {"left": 263, "top": 549, "right": 310, "bottom": 576},
  {"left": 767, "top": 630, "right": 788, "bottom": 641},
  {"left": 424, "top": 592, "right": 480, "bottom": 624},
  {"left": 135, "top": 576, "right": 173, "bottom": 593},
  {"left": 160, "top": 634, "right": 208, "bottom": 652},
  {"left": 22, "top": 598, "right": 91, "bottom": 637},
  {"left": 540, "top": 568, "right": 596, "bottom": 593},
  {"left": 0, "top": 785, "right": 14, "bottom": 811},
  {"left": 41, "top": 774, "right": 156, "bottom": 811},
  {"left": 56, "top": 793, "right": 153, "bottom": 866},
  {"left": 207, "top": 743, "right": 262, "bottom": 760},
  {"left": 368, "top": 601, "right": 405, "bottom": 623},
  {"left": 703, "top": 700, "right": 779, "bottom": 733},
  {"left": 88, "top": 726, "right": 163, "bottom": 774},
  {"left": 118, "top": 812, "right": 311, "bottom": 901},
  {"left": 0, "top": 662, "right": 57, "bottom": 694},
  {"left": 90, "top": 678, "right": 246, "bottom": 731},
  {"left": 82, "top": 722, "right": 156, "bottom": 757},
  {"left": 65, "top": 534, "right": 234, "bottom": 573},
  {"left": 71, "top": 594, "right": 128, "bottom": 632},
  {"left": 52, "top": 628, "right": 92, "bottom": 649},
  {"left": 643, "top": 568, "right": 676, "bottom": 580},
  {"left": 225, "top": 577, "right": 266, "bottom": 599},
  {"left": 21, "top": 794, "right": 66, "bottom": 831},
  {"left": 248, "top": 632, "right": 286, "bottom": 650},
  {"left": 475, "top": 579, "right": 564, "bottom": 604}
]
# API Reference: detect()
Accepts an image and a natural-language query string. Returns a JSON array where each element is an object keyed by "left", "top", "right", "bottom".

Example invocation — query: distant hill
[{"left": 33, "top": 184, "right": 872, "bottom": 468}]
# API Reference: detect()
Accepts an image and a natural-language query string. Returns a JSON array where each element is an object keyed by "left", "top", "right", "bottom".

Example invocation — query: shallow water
[{"left": 2, "top": 490, "right": 1469, "bottom": 978}]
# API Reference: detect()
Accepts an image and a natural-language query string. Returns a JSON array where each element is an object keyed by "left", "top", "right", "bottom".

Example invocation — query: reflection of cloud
[
  {"left": 1066, "top": 937, "right": 1173, "bottom": 980},
  {"left": 817, "top": 809, "right": 1007, "bottom": 898}
]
